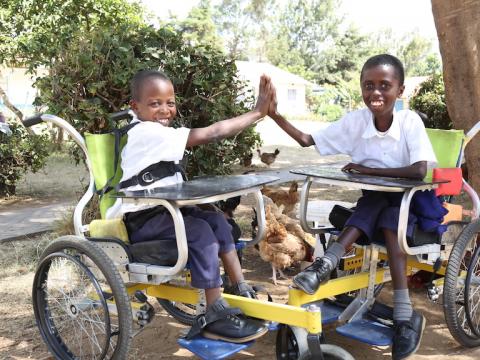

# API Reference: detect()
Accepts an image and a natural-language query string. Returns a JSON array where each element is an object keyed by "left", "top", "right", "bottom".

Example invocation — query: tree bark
[{"left": 431, "top": 0, "right": 480, "bottom": 193}]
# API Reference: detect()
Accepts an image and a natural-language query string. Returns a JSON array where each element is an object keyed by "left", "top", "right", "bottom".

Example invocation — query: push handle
[
  {"left": 23, "top": 114, "right": 43, "bottom": 127},
  {"left": 109, "top": 109, "right": 131, "bottom": 122}
]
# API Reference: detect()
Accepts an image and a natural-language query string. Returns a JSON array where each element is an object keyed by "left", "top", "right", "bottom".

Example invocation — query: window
[{"left": 288, "top": 88, "right": 297, "bottom": 101}]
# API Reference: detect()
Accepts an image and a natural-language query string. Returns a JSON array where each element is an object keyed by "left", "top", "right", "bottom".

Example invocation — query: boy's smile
[
  {"left": 361, "top": 64, "right": 404, "bottom": 124},
  {"left": 130, "top": 78, "right": 177, "bottom": 126}
]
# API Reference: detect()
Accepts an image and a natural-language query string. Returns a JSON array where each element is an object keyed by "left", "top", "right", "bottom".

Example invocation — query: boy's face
[
  {"left": 360, "top": 65, "right": 405, "bottom": 120},
  {"left": 130, "top": 78, "right": 177, "bottom": 126}
]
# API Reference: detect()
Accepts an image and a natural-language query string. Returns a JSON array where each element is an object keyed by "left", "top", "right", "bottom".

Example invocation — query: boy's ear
[
  {"left": 397, "top": 85, "right": 405, "bottom": 98},
  {"left": 129, "top": 99, "right": 138, "bottom": 111}
]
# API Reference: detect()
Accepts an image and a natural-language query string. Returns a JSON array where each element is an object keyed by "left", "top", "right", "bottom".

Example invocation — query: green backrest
[
  {"left": 85, "top": 132, "right": 128, "bottom": 218},
  {"left": 425, "top": 128, "right": 465, "bottom": 180}
]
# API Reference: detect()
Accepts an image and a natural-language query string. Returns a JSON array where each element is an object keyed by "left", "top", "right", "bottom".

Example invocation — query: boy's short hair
[
  {"left": 130, "top": 70, "right": 171, "bottom": 101},
  {"left": 361, "top": 54, "right": 405, "bottom": 86}
]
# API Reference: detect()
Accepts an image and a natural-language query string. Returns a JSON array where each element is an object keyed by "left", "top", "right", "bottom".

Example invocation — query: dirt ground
[{"left": 1, "top": 120, "right": 480, "bottom": 359}]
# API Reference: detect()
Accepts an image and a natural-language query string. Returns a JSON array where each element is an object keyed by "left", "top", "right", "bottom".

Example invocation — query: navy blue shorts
[
  {"left": 129, "top": 206, "right": 234, "bottom": 289},
  {"left": 345, "top": 190, "right": 417, "bottom": 244}
]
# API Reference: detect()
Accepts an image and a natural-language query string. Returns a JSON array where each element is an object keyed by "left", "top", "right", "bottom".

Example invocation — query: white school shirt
[
  {"left": 106, "top": 115, "right": 190, "bottom": 219},
  {"left": 311, "top": 108, "right": 437, "bottom": 169}
]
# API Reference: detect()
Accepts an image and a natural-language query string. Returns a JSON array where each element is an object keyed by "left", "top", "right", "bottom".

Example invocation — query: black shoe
[
  {"left": 292, "top": 257, "right": 333, "bottom": 294},
  {"left": 223, "top": 281, "right": 257, "bottom": 299},
  {"left": 392, "top": 310, "right": 426, "bottom": 360},
  {"left": 187, "top": 298, "right": 267, "bottom": 343}
]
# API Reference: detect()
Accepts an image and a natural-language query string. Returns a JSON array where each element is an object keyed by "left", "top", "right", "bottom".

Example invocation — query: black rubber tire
[
  {"left": 443, "top": 219, "right": 480, "bottom": 347},
  {"left": 276, "top": 325, "right": 355, "bottom": 360},
  {"left": 32, "top": 236, "right": 133, "bottom": 359},
  {"left": 464, "top": 242, "right": 480, "bottom": 336},
  {"left": 275, "top": 325, "right": 310, "bottom": 360},
  {"left": 157, "top": 299, "right": 196, "bottom": 325}
]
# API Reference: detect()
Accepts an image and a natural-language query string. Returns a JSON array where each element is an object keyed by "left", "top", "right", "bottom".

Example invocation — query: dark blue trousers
[
  {"left": 129, "top": 206, "right": 234, "bottom": 289},
  {"left": 345, "top": 190, "right": 417, "bottom": 244}
]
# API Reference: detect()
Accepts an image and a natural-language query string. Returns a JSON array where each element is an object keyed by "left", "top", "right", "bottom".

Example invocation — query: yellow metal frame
[
  {"left": 121, "top": 246, "right": 449, "bottom": 335},
  {"left": 341, "top": 248, "right": 447, "bottom": 276},
  {"left": 126, "top": 283, "right": 322, "bottom": 333}
]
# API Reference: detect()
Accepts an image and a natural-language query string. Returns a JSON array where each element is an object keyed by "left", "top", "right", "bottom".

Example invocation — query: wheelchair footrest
[
  {"left": 178, "top": 336, "right": 254, "bottom": 360},
  {"left": 336, "top": 318, "right": 394, "bottom": 346},
  {"left": 320, "top": 301, "right": 345, "bottom": 325}
]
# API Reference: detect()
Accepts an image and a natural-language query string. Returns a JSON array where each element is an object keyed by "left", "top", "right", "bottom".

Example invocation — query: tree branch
[{"left": 0, "top": 84, "right": 34, "bottom": 134}]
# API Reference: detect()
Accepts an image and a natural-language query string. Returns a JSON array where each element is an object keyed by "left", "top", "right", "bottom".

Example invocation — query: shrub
[
  {"left": 307, "top": 86, "right": 346, "bottom": 122},
  {"left": 0, "top": 123, "right": 49, "bottom": 196},
  {"left": 409, "top": 74, "right": 452, "bottom": 129},
  {"left": 34, "top": 25, "right": 261, "bottom": 177}
]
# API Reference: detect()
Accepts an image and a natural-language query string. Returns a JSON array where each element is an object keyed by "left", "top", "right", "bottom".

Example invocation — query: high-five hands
[{"left": 255, "top": 75, "right": 275, "bottom": 118}]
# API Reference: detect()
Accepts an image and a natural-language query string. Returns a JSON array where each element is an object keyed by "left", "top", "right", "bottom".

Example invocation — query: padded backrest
[
  {"left": 426, "top": 128, "right": 464, "bottom": 168},
  {"left": 85, "top": 132, "right": 128, "bottom": 218},
  {"left": 425, "top": 128, "right": 464, "bottom": 181}
]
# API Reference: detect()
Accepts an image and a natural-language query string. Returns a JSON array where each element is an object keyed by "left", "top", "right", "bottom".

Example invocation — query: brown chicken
[
  {"left": 258, "top": 198, "right": 315, "bottom": 284},
  {"left": 261, "top": 182, "right": 299, "bottom": 215},
  {"left": 257, "top": 148, "right": 280, "bottom": 166},
  {"left": 242, "top": 152, "right": 253, "bottom": 167}
]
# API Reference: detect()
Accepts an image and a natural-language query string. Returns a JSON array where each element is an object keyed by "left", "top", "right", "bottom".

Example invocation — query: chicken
[
  {"left": 258, "top": 198, "right": 315, "bottom": 284},
  {"left": 242, "top": 152, "right": 253, "bottom": 167},
  {"left": 257, "top": 148, "right": 280, "bottom": 166},
  {"left": 261, "top": 182, "right": 299, "bottom": 215}
]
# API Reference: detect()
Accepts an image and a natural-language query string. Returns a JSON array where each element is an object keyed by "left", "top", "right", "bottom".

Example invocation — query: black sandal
[{"left": 186, "top": 298, "right": 267, "bottom": 343}]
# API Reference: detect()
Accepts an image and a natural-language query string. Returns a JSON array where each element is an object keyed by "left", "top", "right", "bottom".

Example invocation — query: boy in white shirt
[
  {"left": 269, "top": 54, "right": 439, "bottom": 359},
  {"left": 109, "top": 70, "right": 274, "bottom": 343}
]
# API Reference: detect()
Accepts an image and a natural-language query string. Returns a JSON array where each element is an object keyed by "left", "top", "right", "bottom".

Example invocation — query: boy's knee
[{"left": 186, "top": 218, "right": 215, "bottom": 242}]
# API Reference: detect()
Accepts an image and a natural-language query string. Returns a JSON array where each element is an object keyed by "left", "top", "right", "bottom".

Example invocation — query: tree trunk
[{"left": 431, "top": 0, "right": 480, "bottom": 193}]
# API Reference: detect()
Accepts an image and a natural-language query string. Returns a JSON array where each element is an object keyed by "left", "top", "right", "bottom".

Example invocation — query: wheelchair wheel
[
  {"left": 157, "top": 299, "right": 196, "bottom": 325},
  {"left": 443, "top": 220, "right": 480, "bottom": 347},
  {"left": 275, "top": 325, "right": 355, "bottom": 360},
  {"left": 32, "top": 236, "right": 133, "bottom": 359}
]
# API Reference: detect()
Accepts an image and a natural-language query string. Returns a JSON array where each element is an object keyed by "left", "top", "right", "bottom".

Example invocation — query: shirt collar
[
  {"left": 129, "top": 110, "right": 141, "bottom": 124},
  {"left": 361, "top": 109, "right": 401, "bottom": 141}
]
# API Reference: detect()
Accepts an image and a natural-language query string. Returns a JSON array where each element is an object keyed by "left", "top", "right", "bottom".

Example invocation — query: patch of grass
[
  {"left": 235, "top": 215, "right": 254, "bottom": 239},
  {"left": 0, "top": 234, "right": 55, "bottom": 278},
  {"left": 15, "top": 152, "right": 88, "bottom": 200}
]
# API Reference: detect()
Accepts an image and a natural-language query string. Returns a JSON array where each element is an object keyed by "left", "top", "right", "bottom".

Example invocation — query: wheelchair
[
  {"left": 288, "top": 120, "right": 480, "bottom": 351},
  {"left": 26, "top": 113, "right": 355, "bottom": 360}
]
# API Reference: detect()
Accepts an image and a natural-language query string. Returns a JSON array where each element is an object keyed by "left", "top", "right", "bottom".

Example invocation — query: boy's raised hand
[
  {"left": 268, "top": 86, "right": 279, "bottom": 120},
  {"left": 254, "top": 74, "right": 273, "bottom": 117}
]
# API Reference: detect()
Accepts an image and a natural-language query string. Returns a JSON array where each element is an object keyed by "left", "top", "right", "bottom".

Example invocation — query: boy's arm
[
  {"left": 342, "top": 161, "right": 427, "bottom": 180},
  {"left": 186, "top": 75, "right": 272, "bottom": 147},
  {"left": 271, "top": 113, "right": 314, "bottom": 147},
  {"left": 268, "top": 90, "right": 314, "bottom": 147}
]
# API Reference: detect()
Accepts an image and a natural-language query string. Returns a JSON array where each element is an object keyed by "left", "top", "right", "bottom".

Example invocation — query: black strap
[
  {"left": 185, "top": 307, "right": 242, "bottom": 339},
  {"left": 97, "top": 120, "right": 187, "bottom": 195},
  {"left": 116, "top": 161, "right": 185, "bottom": 190},
  {"left": 97, "top": 121, "right": 140, "bottom": 196}
]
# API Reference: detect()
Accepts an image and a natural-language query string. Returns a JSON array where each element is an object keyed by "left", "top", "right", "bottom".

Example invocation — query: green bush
[
  {"left": 0, "top": 123, "right": 49, "bottom": 196},
  {"left": 409, "top": 74, "right": 452, "bottom": 129},
  {"left": 34, "top": 25, "right": 261, "bottom": 177},
  {"left": 307, "top": 86, "right": 346, "bottom": 122}
]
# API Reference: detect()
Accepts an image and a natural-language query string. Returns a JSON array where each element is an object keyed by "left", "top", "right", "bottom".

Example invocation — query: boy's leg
[
  {"left": 383, "top": 228, "right": 426, "bottom": 360},
  {"left": 181, "top": 209, "right": 267, "bottom": 342},
  {"left": 187, "top": 208, "right": 257, "bottom": 297},
  {"left": 293, "top": 191, "right": 389, "bottom": 294},
  {"left": 292, "top": 227, "right": 359, "bottom": 294},
  {"left": 220, "top": 249, "right": 257, "bottom": 298}
]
